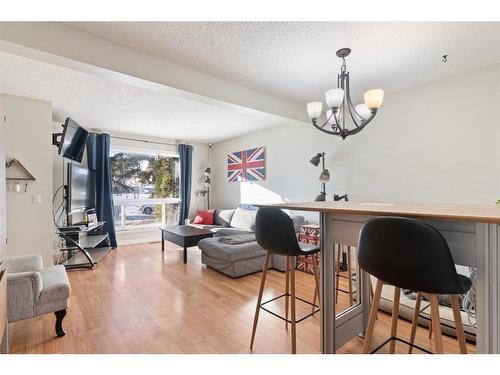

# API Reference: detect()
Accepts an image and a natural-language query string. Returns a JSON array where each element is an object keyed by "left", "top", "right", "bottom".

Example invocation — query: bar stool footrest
[
  {"left": 260, "top": 293, "right": 320, "bottom": 324},
  {"left": 369, "top": 336, "right": 433, "bottom": 354}
]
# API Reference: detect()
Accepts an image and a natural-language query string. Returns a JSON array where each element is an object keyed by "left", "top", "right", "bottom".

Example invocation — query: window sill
[{"left": 116, "top": 225, "right": 163, "bottom": 233}]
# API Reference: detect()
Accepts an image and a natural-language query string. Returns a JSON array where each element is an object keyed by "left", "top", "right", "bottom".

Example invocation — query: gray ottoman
[{"left": 199, "top": 236, "right": 288, "bottom": 278}]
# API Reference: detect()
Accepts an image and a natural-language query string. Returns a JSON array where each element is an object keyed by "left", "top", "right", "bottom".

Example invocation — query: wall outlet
[{"left": 33, "top": 193, "right": 42, "bottom": 204}]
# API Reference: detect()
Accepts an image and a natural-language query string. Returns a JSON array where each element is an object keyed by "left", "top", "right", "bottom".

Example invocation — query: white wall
[
  {"left": 211, "top": 64, "right": 500, "bottom": 222},
  {"left": 1, "top": 94, "right": 54, "bottom": 265}
]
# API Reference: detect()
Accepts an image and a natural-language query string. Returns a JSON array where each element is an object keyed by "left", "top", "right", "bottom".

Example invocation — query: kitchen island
[{"left": 257, "top": 201, "right": 500, "bottom": 354}]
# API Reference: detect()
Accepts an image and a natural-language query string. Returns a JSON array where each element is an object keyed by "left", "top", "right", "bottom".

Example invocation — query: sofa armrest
[
  {"left": 4, "top": 255, "right": 43, "bottom": 274},
  {"left": 6, "top": 271, "right": 43, "bottom": 322}
]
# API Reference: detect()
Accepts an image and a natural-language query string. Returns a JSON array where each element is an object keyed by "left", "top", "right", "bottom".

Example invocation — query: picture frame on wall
[{"left": 227, "top": 147, "right": 265, "bottom": 182}]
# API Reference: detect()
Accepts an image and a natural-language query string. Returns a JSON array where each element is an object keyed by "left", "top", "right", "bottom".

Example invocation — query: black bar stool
[
  {"left": 358, "top": 216, "right": 472, "bottom": 354},
  {"left": 250, "top": 207, "right": 320, "bottom": 354}
]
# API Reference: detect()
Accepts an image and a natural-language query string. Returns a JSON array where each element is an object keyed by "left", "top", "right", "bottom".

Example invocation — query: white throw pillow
[{"left": 230, "top": 207, "right": 257, "bottom": 231}]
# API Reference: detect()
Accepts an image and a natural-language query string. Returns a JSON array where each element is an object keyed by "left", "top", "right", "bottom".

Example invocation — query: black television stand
[{"left": 56, "top": 221, "right": 111, "bottom": 270}]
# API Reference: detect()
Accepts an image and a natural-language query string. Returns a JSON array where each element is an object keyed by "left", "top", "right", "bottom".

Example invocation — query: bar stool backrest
[
  {"left": 357, "top": 216, "right": 462, "bottom": 294},
  {"left": 255, "top": 207, "right": 303, "bottom": 256}
]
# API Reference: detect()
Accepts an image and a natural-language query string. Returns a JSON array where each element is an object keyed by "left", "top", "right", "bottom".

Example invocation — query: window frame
[{"left": 109, "top": 140, "right": 180, "bottom": 231}]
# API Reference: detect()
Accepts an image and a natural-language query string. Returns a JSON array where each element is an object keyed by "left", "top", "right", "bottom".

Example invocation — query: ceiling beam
[{"left": 0, "top": 22, "right": 308, "bottom": 123}]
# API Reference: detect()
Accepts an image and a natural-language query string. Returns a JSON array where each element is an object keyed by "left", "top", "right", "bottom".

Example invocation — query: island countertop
[{"left": 256, "top": 201, "right": 500, "bottom": 223}]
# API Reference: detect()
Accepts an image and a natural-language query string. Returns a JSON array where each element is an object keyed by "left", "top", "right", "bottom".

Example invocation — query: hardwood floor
[{"left": 8, "top": 241, "right": 476, "bottom": 354}]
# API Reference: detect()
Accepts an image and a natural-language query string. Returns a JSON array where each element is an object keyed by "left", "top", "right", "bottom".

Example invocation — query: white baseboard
[{"left": 116, "top": 228, "right": 161, "bottom": 246}]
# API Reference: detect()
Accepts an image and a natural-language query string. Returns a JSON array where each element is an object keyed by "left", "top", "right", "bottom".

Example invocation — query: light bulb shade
[
  {"left": 319, "top": 169, "right": 330, "bottom": 183},
  {"left": 355, "top": 104, "right": 372, "bottom": 121},
  {"left": 364, "top": 89, "right": 384, "bottom": 110},
  {"left": 309, "top": 153, "right": 322, "bottom": 167},
  {"left": 307, "top": 102, "right": 323, "bottom": 121},
  {"left": 314, "top": 191, "right": 326, "bottom": 202},
  {"left": 204, "top": 167, "right": 211, "bottom": 176},
  {"left": 325, "top": 88, "right": 344, "bottom": 109},
  {"left": 204, "top": 177, "right": 211, "bottom": 187},
  {"left": 326, "top": 109, "right": 337, "bottom": 125}
]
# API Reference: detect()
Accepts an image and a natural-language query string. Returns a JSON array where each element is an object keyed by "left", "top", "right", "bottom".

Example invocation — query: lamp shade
[
  {"left": 364, "top": 89, "right": 384, "bottom": 110},
  {"left": 204, "top": 167, "right": 211, "bottom": 176},
  {"left": 326, "top": 109, "right": 338, "bottom": 125},
  {"left": 307, "top": 102, "right": 323, "bottom": 121},
  {"left": 319, "top": 169, "right": 330, "bottom": 183},
  {"left": 309, "top": 153, "right": 322, "bottom": 167},
  {"left": 355, "top": 104, "right": 372, "bottom": 121},
  {"left": 325, "top": 88, "right": 344, "bottom": 109},
  {"left": 203, "top": 176, "right": 211, "bottom": 187}
]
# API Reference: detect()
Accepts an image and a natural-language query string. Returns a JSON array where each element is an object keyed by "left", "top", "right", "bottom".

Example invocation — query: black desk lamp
[{"left": 310, "top": 152, "right": 330, "bottom": 201}]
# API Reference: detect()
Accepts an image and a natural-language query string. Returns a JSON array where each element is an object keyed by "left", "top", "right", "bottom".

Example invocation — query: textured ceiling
[
  {"left": 0, "top": 51, "right": 289, "bottom": 143},
  {"left": 66, "top": 22, "right": 500, "bottom": 104}
]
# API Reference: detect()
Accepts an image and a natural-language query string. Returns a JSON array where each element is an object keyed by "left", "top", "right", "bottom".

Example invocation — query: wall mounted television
[
  {"left": 58, "top": 117, "right": 88, "bottom": 163},
  {"left": 66, "top": 164, "right": 96, "bottom": 223}
]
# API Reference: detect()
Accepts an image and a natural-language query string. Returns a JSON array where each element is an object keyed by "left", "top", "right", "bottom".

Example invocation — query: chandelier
[{"left": 307, "top": 48, "right": 384, "bottom": 140}]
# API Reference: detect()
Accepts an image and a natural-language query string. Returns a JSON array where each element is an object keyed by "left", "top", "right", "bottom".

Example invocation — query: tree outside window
[{"left": 110, "top": 151, "right": 179, "bottom": 228}]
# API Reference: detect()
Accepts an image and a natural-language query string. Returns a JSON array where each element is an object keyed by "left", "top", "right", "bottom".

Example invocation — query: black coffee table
[{"left": 160, "top": 225, "right": 214, "bottom": 264}]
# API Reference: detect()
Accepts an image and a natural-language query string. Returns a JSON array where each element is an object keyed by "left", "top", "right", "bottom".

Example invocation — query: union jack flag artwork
[{"left": 227, "top": 147, "right": 265, "bottom": 182}]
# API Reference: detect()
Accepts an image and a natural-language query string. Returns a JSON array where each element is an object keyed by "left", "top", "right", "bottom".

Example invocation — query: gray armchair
[{"left": 4, "top": 255, "right": 71, "bottom": 337}]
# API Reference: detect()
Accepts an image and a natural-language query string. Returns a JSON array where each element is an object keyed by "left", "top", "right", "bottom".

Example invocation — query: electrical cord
[
  {"left": 462, "top": 267, "right": 477, "bottom": 327},
  {"left": 52, "top": 184, "right": 66, "bottom": 227}
]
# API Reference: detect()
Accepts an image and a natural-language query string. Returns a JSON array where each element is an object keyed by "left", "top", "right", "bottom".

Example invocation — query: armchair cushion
[
  {"left": 4, "top": 255, "right": 43, "bottom": 274},
  {"left": 6, "top": 271, "right": 43, "bottom": 322}
]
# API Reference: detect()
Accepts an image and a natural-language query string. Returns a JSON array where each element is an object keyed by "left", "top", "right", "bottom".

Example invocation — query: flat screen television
[
  {"left": 59, "top": 118, "right": 88, "bottom": 163},
  {"left": 67, "top": 164, "right": 96, "bottom": 218}
]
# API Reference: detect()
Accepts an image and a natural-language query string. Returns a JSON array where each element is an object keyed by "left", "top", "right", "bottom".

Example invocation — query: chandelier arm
[
  {"left": 349, "top": 113, "right": 377, "bottom": 134},
  {"left": 344, "top": 72, "right": 362, "bottom": 128},
  {"left": 360, "top": 113, "right": 376, "bottom": 127},
  {"left": 346, "top": 98, "right": 362, "bottom": 128},
  {"left": 341, "top": 72, "right": 349, "bottom": 131},
  {"left": 345, "top": 124, "right": 368, "bottom": 136},
  {"left": 349, "top": 98, "right": 365, "bottom": 120},
  {"left": 311, "top": 121, "right": 342, "bottom": 136},
  {"left": 317, "top": 109, "right": 336, "bottom": 129},
  {"left": 331, "top": 109, "right": 341, "bottom": 131}
]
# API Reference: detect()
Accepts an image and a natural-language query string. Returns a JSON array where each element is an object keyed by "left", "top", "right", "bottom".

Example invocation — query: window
[{"left": 110, "top": 148, "right": 180, "bottom": 230}]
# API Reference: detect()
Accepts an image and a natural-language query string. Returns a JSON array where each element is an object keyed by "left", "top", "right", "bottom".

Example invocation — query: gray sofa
[
  {"left": 194, "top": 207, "right": 304, "bottom": 278},
  {"left": 4, "top": 255, "right": 71, "bottom": 337}
]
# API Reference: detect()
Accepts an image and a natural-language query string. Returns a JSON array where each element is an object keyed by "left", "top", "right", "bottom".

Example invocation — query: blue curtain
[
  {"left": 178, "top": 144, "right": 193, "bottom": 225},
  {"left": 87, "top": 133, "right": 117, "bottom": 247}
]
